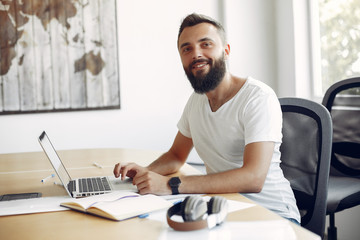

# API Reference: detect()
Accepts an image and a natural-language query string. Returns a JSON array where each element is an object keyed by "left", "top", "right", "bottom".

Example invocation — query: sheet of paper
[
  {"left": 0, "top": 196, "right": 71, "bottom": 216},
  {"left": 148, "top": 197, "right": 255, "bottom": 223},
  {"left": 161, "top": 194, "right": 204, "bottom": 201},
  {"left": 161, "top": 195, "right": 255, "bottom": 212},
  {"left": 218, "top": 197, "right": 255, "bottom": 213},
  {"left": 158, "top": 220, "right": 296, "bottom": 240},
  {"left": 148, "top": 196, "right": 295, "bottom": 240}
]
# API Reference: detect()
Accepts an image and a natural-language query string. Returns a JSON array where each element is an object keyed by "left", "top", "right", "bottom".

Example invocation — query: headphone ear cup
[
  {"left": 180, "top": 196, "right": 191, "bottom": 221},
  {"left": 208, "top": 196, "right": 226, "bottom": 214},
  {"left": 207, "top": 197, "right": 216, "bottom": 214},
  {"left": 181, "top": 196, "right": 207, "bottom": 222},
  {"left": 207, "top": 196, "right": 228, "bottom": 224}
]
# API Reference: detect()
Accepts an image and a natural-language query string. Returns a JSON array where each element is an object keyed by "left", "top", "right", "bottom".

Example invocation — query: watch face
[
  {"left": 170, "top": 177, "right": 181, "bottom": 186},
  {"left": 169, "top": 177, "right": 181, "bottom": 195}
]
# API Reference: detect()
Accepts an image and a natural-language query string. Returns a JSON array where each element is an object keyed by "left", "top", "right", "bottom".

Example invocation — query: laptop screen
[{"left": 38, "top": 131, "right": 72, "bottom": 196}]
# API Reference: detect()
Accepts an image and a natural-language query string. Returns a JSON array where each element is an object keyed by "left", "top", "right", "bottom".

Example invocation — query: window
[{"left": 310, "top": 0, "right": 360, "bottom": 97}]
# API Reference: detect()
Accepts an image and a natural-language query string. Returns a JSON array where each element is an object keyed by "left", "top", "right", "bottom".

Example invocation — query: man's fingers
[
  {"left": 121, "top": 163, "right": 142, "bottom": 180},
  {"left": 120, "top": 165, "right": 130, "bottom": 180},
  {"left": 114, "top": 162, "right": 148, "bottom": 186},
  {"left": 132, "top": 172, "right": 147, "bottom": 186},
  {"left": 114, "top": 162, "right": 135, "bottom": 179},
  {"left": 113, "top": 163, "right": 121, "bottom": 178}
]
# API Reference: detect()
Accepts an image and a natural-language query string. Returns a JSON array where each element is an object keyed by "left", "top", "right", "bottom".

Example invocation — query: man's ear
[{"left": 224, "top": 44, "right": 230, "bottom": 60}]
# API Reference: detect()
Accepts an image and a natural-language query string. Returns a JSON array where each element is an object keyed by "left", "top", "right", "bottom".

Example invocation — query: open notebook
[{"left": 60, "top": 191, "right": 172, "bottom": 221}]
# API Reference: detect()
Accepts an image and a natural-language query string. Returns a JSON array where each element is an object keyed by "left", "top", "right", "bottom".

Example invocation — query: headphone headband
[{"left": 167, "top": 201, "right": 208, "bottom": 231}]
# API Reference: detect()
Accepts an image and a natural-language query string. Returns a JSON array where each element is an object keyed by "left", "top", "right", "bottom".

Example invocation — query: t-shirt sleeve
[
  {"left": 177, "top": 94, "right": 194, "bottom": 138},
  {"left": 242, "top": 92, "right": 282, "bottom": 145}
]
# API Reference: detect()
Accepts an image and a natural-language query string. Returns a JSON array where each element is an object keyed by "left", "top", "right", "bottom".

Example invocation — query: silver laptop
[{"left": 38, "top": 131, "right": 136, "bottom": 198}]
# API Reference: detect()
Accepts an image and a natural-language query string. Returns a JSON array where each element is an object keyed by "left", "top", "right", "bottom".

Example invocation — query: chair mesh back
[
  {"left": 280, "top": 98, "right": 332, "bottom": 238},
  {"left": 280, "top": 107, "right": 321, "bottom": 225},
  {"left": 331, "top": 87, "right": 360, "bottom": 172}
]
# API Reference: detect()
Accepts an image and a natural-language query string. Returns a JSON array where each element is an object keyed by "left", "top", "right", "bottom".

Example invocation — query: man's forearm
[
  {"left": 178, "top": 168, "right": 265, "bottom": 194},
  {"left": 147, "top": 151, "right": 185, "bottom": 175}
]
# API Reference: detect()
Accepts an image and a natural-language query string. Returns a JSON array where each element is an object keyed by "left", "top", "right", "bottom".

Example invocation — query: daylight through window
[{"left": 311, "top": 0, "right": 360, "bottom": 96}]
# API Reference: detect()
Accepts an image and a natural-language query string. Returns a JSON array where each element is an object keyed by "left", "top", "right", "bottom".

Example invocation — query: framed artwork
[{"left": 0, "top": 0, "right": 120, "bottom": 114}]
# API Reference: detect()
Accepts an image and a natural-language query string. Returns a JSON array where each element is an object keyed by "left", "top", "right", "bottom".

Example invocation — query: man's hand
[
  {"left": 132, "top": 171, "right": 171, "bottom": 195},
  {"left": 113, "top": 162, "right": 172, "bottom": 195},
  {"left": 113, "top": 162, "right": 145, "bottom": 180}
]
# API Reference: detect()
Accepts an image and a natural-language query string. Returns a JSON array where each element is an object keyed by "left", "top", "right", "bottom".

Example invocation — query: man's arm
[
  {"left": 140, "top": 141, "right": 273, "bottom": 195},
  {"left": 114, "top": 134, "right": 274, "bottom": 195},
  {"left": 113, "top": 131, "right": 193, "bottom": 194},
  {"left": 179, "top": 142, "right": 274, "bottom": 193},
  {"left": 147, "top": 131, "right": 194, "bottom": 175},
  {"left": 177, "top": 141, "right": 274, "bottom": 194}
]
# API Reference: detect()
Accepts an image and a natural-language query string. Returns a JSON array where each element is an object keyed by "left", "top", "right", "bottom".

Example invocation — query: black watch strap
[{"left": 168, "top": 177, "right": 181, "bottom": 195}]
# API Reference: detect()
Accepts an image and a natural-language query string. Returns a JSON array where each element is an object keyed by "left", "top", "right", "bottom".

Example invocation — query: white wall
[
  {"left": 0, "top": 0, "right": 277, "bottom": 156},
  {"left": 224, "top": 0, "right": 277, "bottom": 88},
  {"left": 0, "top": 0, "right": 218, "bottom": 155},
  {"left": 275, "top": 0, "right": 296, "bottom": 97},
  {"left": 275, "top": 0, "right": 313, "bottom": 99}
]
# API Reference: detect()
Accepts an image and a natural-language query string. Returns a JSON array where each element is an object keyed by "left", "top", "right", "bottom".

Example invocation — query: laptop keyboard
[
  {"left": 68, "top": 180, "right": 76, "bottom": 193},
  {"left": 68, "top": 177, "right": 111, "bottom": 194}
]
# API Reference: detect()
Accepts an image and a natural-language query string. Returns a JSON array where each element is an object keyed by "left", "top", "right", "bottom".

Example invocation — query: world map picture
[{"left": 0, "top": 0, "right": 120, "bottom": 114}]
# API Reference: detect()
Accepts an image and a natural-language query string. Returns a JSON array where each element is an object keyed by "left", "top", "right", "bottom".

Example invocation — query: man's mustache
[{"left": 189, "top": 59, "right": 212, "bottom": 69}]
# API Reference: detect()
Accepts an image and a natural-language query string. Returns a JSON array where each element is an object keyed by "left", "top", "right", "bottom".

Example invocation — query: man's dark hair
[{"left": 177, "top": 13, "right": 226, "bottom": 47}]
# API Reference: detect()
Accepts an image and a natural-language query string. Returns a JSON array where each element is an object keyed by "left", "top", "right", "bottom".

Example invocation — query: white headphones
[{"left": 167, "top": 196, "right": 228, "bottom": 231}]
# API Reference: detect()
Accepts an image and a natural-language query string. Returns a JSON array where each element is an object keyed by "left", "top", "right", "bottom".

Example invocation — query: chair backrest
[
  {"left": 322, "top": 77, "right": 360, "bottom": 176},
  {"left": 279, "top": 97, "right": 332, "bottom": 238}
]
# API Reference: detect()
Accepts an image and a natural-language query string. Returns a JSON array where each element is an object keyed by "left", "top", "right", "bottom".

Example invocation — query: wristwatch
[{"left": 168, "top": 177, "right": 181, "bottom": 195}]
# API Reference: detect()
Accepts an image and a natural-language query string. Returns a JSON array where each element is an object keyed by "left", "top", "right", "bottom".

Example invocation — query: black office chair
[
  {"left": 322, "top": 77, "right": 360, "bottom": 240},
  {"left": 279, "top": 97, "right": 332, "bottom": 239}
]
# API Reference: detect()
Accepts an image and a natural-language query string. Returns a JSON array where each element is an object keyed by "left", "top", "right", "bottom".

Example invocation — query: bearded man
[{"left": 114, "top": 13, "right": 300, "bottom": 225}]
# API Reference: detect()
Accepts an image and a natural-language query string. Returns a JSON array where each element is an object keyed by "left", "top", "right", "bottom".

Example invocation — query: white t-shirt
[{"left": 177, "top": 77, "right": 300, "bottom": 222}]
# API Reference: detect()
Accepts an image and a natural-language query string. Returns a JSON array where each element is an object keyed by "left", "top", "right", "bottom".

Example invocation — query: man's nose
[{"left": 192, "top": 47, "right": 203, "bottom": 60}]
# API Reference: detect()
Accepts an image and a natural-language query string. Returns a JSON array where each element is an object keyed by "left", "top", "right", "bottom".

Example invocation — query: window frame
[{"left": 308, "top": 0, "right": 323, "bottom": 99}]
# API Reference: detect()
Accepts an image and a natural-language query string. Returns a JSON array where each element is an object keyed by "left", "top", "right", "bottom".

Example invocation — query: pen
[
  {"left": 173, "top": 200, "right": 183, "bottom": 205},
  {"left": 138, "top": 213, "right": 149, "bottom": 219},
  {"left": 41, "top": 173, "right": 55, "bottom": 182},
  {"left": 93, "top": 162, "right": 103, "bottom": 169}
]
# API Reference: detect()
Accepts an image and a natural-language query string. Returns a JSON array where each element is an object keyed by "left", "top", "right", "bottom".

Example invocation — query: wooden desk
[{"left": 0, "top": 149, "right": 320, "bottom": 240}]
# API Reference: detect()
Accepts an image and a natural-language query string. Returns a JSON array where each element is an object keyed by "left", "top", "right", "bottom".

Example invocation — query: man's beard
[{"left": 184, "top": 55, "right": 226, "bottom": 94}]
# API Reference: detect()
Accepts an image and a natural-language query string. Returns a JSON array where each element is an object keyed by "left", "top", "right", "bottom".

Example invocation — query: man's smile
[
  {"left": 190, "top": 59, "right": 211, "bottom": 72},
  {"left": 193, "top": 62, "right": 208, "bottom": 69}
]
